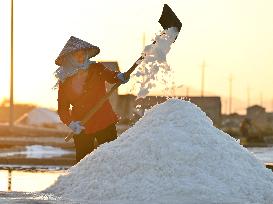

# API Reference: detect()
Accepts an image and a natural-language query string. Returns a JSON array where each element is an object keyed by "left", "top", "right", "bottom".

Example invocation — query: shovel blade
[{"left": 159, "top": 4, "right": 182, "bottom": 32}]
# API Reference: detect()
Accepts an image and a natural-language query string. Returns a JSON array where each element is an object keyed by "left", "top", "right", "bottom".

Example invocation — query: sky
[{"left": 0, "top": 0, "right": 272, "bottom": 114}]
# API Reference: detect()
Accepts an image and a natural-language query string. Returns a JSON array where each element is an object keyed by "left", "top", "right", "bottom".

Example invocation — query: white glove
[{"left": 68, "top": 121, "right": 85, "bottom": 135}]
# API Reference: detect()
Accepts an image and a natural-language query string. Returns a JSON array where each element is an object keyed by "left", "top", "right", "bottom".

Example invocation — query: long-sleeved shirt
[{"left": 57, "top": 62, "right": 120, "bottom": 134}]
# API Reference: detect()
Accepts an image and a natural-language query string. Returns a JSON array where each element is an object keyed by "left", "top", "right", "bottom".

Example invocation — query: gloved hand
[
  {"left": 117, "top": 72, "right": 129, "bottom": 84},
  {"left": 68, "top": 121, "right": 85, "bottom": 135}
]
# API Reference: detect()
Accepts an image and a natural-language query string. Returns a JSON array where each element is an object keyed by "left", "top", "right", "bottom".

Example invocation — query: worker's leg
[
  {"left": 95, "top": 124, "right": 117, "bottom": 146},
  {"left": 73, "top": 132, "right": 95, "bottom": 163},
  {"left": 73, "top": 124, "right": 117, "bottom": 163}
]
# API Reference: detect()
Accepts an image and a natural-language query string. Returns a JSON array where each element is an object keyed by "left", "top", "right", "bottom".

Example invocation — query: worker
[
  {"left": 240, "top": 118, "right": 252, "bottom": 138},
  {"left": 54, "top": 36, "right": 128, "bottom": 163}
]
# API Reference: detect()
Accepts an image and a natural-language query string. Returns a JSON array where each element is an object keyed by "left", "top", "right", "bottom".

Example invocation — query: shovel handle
[
  {"left": 65, "top": 132, "right": 74, "bottom": 142},
  {"left": 124, "top": 56, "right": 143, "bottom": 79}
]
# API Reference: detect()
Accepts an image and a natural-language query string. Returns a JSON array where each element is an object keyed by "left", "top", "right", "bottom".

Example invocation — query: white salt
[
  {"left": 0, "top": 145, "right": 72, "bottom": 159},
  {"left": 25, "top": 145, "right": 73, "bottom": 159},
  {"left": 134, "top": 27, "right": 178, "bottom": 98},
  {"left": 45, "top": 99, "right": 273, "bottom": 203},
  {"left": 16, "top": 108, "right": 61, "bottom": 126}
]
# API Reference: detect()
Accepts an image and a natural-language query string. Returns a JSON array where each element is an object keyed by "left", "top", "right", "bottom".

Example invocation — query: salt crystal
[{"left": 134, "top": 27, "right": 178, "bottom": 98}]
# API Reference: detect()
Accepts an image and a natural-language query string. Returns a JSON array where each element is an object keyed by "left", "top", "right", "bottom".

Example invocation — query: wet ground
[
  {"left": 0, "top": 166, "right": 68, "bottom": 203},
  {"left": 0, "top": 147, "right": 75, "bottom": 167}
]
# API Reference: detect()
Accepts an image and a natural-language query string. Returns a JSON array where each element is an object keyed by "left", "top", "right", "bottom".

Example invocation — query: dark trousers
[{"left": 73, "top": 124, "right": 117, "bottom": 163}]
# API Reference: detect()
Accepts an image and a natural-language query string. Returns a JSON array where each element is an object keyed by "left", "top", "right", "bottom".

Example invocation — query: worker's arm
[
  {"left": 57, "top": 83, "right": 72, "bottom": 126},
  {"left": 97, "top": 63, "right": 129, "bottom": 84}
]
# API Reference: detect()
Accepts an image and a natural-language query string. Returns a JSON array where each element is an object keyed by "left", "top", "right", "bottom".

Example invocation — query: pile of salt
[{"left": 46, "top": 99, "right": 273, "bottom": 203}]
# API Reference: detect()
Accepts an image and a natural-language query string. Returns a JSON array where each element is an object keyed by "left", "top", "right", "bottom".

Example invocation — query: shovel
[{"left": 65, "top": 4, "right": 182, "bottom": 142}]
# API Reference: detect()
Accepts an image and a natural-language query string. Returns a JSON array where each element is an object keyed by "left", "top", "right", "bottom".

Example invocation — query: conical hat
[{"left": 55, "top": 36, "right": 100, "bottom": 66}]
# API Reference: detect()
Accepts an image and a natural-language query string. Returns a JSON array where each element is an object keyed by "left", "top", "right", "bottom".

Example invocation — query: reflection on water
[
  {"left": 0, "top": 170, "right": 8, "bottom": 191},
  {"left": 0, "top": 169, "right": 65, "bottom": 192}
]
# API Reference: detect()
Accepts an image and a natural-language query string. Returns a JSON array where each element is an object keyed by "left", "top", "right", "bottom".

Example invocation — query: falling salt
[
  {"left": 45, "top": 99, "right": 273, "bottom": 203},
  {"left": 134, "top": 27, "right": 178, "bottom": 98}
]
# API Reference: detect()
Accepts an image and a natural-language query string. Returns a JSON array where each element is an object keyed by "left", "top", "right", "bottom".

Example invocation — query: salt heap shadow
[{"left": 45, "top": 99, "right": 273, "bottom": 203}]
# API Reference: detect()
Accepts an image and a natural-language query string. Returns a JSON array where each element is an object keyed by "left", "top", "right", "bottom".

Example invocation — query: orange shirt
[{"left": 57, "top": 63, "right": 119, "bottom": 134}]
